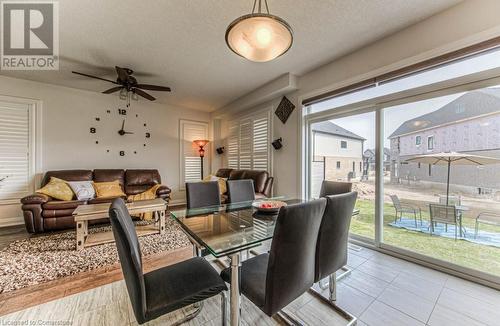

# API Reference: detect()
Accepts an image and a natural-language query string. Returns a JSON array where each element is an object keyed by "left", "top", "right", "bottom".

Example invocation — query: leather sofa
[
  {"left": 21, "top": 169, "right": 171, "bottom": 234},
  {"left": 215, "top": 168, "right": 274, "bottom": 202}
]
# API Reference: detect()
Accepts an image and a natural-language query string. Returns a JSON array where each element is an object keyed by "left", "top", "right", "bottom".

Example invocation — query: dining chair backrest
[
  {"left": 186, "top": 181, "right": 220, "bottom": 209},
  {"left": 439, "top": 195, "right": 461, "bottom": 206},
  {"left": 314, "top": 192, "right": 358, "bottom": 283},
  {"left": 429, "top": 204, "right": 457, "bottom": 224},
  {"left": 227, "top": 179, "right": 255, "bottom": 203},
  {"left": 264, "top": 198, "right": 327, "bottom": 315},
  {"left": 390, "top": 195, "right": 402, "bottom": 210},
  {"left": 109, "top": 198, "right": 147, "bottom": 323},
  {"left": 319, "top": 180, "right": 352, "bottom": 197}
]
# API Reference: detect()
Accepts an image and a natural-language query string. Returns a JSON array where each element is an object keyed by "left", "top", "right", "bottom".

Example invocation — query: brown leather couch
[
  {"left": 215, "top": 168, "right": 274, "bottom": 202},
  {"left": 21, "top": 169, "right": 171, "bottom": 234}
]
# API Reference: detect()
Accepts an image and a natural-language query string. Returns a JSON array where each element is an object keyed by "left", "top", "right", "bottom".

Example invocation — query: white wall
[
  {"left": 0, "top": 76, "right": 210, "bottom": 226},
  {"left": 217, "top": 0, "right": 500, "bottom": 198}
]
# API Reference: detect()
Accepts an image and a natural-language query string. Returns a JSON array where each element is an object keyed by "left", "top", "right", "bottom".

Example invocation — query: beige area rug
[{"left": 0, "top": 219, "right": 190, "bottom": 293}]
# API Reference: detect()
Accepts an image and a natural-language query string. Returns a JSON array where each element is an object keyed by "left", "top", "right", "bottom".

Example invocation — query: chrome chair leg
[
  {"left": 221, "top": 291, "right": 228, "bottom": 326},
  {"left": 318, "top": 266, "right": 351, "bottom": 291},
  {"left": 170, "top": 301, "right": 204, "bottom": 326},
  {"left": 276, "top": 309, "right": 305, "bottom": 325},
  {"left": 308, "top": 285, "right": 357, "bottom": 326},
  {"left": 329, "top": 273, "right": 337, "bottom": 302}
]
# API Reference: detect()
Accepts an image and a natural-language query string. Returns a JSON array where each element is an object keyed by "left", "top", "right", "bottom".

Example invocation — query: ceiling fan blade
[
  {"left": 72, "top": 71, "right": 118, "bottom": 84},
  {"left": 103, "top": 86, "right": 123, "bottom": 94},
  {"left": 136, "top": 84, "right": 171, "bottom": 92},
  {"left": 115, "top": 66, "right": 129, "bottom": 82},
  {"left": 133, "top": 88, "right": 156, "bottom": 101}
]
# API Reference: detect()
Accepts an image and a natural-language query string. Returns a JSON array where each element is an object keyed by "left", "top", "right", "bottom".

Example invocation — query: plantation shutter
[
  {"left": 180, "top": 120, "right": 208, "bottom": 186},
  {"left": 0, "top": 102, "right": 31, "bottom": 201},
  {"left": 226, "top": 111, "right": 270, "bottom": 171}
]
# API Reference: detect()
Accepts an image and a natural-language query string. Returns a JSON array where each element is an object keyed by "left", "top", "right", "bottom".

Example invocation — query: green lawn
[{"left": 351, "top": 199, "right": 500, "bottom": 277}]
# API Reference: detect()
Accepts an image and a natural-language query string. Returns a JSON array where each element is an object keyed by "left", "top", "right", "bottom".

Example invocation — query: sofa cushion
[
  {"left": 93, "top": 169, "right": 125, "bottom": 189},
  {"left": 36, "top": 177, "right": 74, "bottom": 201},
  {"left": 125, "top": 169, "right": 162, "bottom": 195},
  {"left": 93, "top": 180, "right": 126, "bottom": 198},
  {"left": 68, "top": 181, "right": 95, "bottom": 200},
  {"left": 229, "top": 170, "right": 269, "bottom": 194},
  {"left": 43, "top": 200, "right": 86, "bottom": 210},
  {"left": 41, "top": 170, "right": 93, "bottom": 187},
  {"left": 42, "top": 208, "right": 76, "bottom": 218},
  {"left": 215, "top": 168, "right": 233, "bottom": 178}
]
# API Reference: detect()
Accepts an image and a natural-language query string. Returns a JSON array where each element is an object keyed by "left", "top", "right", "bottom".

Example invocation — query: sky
[{"left": 309, "top": 48, "right": 500, "bottom": 149}]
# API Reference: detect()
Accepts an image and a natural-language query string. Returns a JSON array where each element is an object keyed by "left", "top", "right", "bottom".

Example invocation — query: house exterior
[
  {"left": 389, "top": 89, "right": 500, "bottom": 192},
  {"left": 312, "top": 121, "right": 365, "bottom": 181},
  {"left": 363, "top": 148, "right": 391, "bottom": 173}
]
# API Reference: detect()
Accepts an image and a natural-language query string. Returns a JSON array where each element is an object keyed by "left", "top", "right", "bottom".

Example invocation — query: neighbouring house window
[
  {"left": 180, "top": 120, "right": 208, "bottom": 186},
  {"left": 336, "top": 161, "right": 341, "bottom": 169},
  {"left": 427, "top": 136, "right": 434, "bottom": 150},
  {"left": 340, "top": 140, "right": 347, "bottom": 149},
  {"left": 415, "top": 136, "right": 421, "bottom": 146},
  {"left": 0, "top": 101, "right": 32, "bottom": 201},
  {"left": 227, "top": 111, "right": 270, "bottom": 171}
]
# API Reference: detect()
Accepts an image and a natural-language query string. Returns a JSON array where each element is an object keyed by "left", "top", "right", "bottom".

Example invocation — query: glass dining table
[{"left": 170, "top": 198, "right": 359, "bottom": 325}]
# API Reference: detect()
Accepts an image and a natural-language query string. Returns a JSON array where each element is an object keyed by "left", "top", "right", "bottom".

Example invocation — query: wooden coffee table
[{"left": 73, "top": 198, "right": 167, "bottom": 250}]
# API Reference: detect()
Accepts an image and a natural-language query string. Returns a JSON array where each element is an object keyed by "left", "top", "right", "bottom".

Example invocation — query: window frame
[
  {"left": 340, "top": 140, "right": 348, "bottom": 149},
  {"left": 427, "top": 135, "right": 434, "bottom": 151},
  {"left": 415, "top": 135, "right": 422, "bottom": 146}
]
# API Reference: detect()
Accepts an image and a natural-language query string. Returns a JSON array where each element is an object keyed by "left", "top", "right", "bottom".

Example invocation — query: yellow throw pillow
[
  {"left": 36, "top": 177, "right": 74, "bottom": 201},
  {"left": 93, "top": 180, "right": 126, "bottom": 198},
  {"left": 203, "top": 174, "right": 227, "bottom": 195}
]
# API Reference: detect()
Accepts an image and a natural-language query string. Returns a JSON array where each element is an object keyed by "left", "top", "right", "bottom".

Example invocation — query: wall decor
[
  {"left": 275, "top": 96, "right": 295, "bottom": 124},
  {"left": 216, "top": 147, "right": 225, "bottom": 155},
  {"left": 272, "top": 137, "right": 283, "bottom": 150}
]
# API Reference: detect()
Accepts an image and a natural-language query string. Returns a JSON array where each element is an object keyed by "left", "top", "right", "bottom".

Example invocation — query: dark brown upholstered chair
[
  {"left": 315, "top": 192, "right": 358, "bottom": 301},
  {"left": 220, "top": 199, "right": 327, "bottom": 317},
  {"left": 109, "top": 198, "right": 228, "bottom": 325},
  {"left": 319, "top": 180, "right": 352, "bottom": 197},
  {"left": 185, "top": 181, "right": 221, "bottom": 209},
  {"left": 21, "top": 169, "right": 170, "bottom": 233},
  {"left": 227, "top": 180, "right": 255, "bottom": 204}
]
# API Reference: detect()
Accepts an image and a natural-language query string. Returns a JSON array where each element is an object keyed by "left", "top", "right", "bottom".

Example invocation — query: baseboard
[{"left": 0, "top": 216, "right": 24, "bottom": 228}]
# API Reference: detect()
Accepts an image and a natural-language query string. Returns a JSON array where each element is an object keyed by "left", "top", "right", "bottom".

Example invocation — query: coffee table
[{"left": 73, "top": 198, "right": 167, "bottom": 250}]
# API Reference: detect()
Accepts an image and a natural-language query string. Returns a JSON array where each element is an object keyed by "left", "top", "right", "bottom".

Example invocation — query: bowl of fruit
[{"left": 252, "top": 200, "right": 287, "bottom": 214}]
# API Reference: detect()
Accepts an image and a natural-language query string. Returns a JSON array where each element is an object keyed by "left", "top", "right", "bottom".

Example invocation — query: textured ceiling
[{"left": 0, "top": 0, "right": 461, "bottom": 111}]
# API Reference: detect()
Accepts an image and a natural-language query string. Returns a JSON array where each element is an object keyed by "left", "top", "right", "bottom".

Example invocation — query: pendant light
[{"left": 225, "top": 0, "right": 293, "bottom": 62}]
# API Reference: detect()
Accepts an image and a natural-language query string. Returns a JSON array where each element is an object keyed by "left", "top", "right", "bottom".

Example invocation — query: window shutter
[
  {"left": 180, "top": 120, "right": 208, "bottom": 185},
  {"left": 0, "top": 102, "right": 30, "bottom": 200},
  {"left": 239, "top": 119, "right": 252, "bottom": 169},
  {"left": 252, "top": 113, "right": 269, "bottom": 171},
  {"left": 227, "top": 122, "right": 239, "bottom": 169}
]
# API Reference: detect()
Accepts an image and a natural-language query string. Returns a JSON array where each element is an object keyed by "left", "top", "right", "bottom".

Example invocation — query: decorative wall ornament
[
  {"left": 275, "top": 96, "right": 295, "bottom": 124},
  {"left": 216, "top": 147, "right": 225, "bottom": 155}
]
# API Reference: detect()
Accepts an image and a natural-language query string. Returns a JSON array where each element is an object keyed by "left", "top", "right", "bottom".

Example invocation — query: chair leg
[
  {"left": 221, "top": 291, "right": 228, "bottom": 326},
  {"left": 170, "top": 301, "right": 204, "bottom": 326},
  {"left": 475, "top": 221, "right": 479, "bottom": 239},
  {"left": 414, "top": 211, "right": 417, "bottom": 228},
  {"left": 329, "top": 272, "right": 337, "bottom": 302}
]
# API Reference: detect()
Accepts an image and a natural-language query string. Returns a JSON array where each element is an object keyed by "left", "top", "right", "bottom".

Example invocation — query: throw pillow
[
  {"left": 36, "top": 177, "right": 74, "bottom": 201},
  {"left": 93, "top": 180, "right": 126, "bottom": 198},
  {"left": 203, "top": 174, "right": 227, "bottom": 195},
  {"left": 68, "top": 181, "right": 95, "bottom": 201}
]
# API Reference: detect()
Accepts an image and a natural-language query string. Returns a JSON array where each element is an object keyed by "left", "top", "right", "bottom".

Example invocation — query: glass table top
[{"left": 170, "top": 198, "right": 304, "bottom": 257}]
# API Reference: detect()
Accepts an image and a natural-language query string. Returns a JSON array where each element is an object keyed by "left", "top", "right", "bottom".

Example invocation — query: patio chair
[
  {"left": 429, "top": 204, "right": 459, "bottom": 240},
  {"left": 390, "top": 194, "right": 422, "bottom": 227},
  {"left": 475, "top": 212, "right": 500, "bottom": 239},
  {"left": 438, "top": 195, "right": 461, "bottom": 206}
]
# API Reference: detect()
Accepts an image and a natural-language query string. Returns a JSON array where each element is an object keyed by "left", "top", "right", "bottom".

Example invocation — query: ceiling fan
[{"left": 72, "top": 66, "right": 171, "bottom": 101}]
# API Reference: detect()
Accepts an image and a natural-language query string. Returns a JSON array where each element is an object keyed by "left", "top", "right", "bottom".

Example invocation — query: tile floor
[{"left": 0, "top": 245, "right": 499, "bottom": 325}]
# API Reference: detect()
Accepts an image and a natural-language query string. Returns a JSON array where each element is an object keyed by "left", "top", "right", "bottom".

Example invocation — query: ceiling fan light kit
[{"left": 226, "top": 0, "right": 293, "bottom": 62}]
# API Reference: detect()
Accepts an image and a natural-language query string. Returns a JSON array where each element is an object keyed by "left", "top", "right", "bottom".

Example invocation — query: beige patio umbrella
[{"left": 405, "top": 152, "right": 500, "bottom": 205}]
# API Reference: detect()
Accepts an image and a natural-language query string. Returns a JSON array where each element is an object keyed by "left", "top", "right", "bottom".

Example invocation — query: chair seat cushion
[
  {"left": 144, "top": 257, "right": 227, "bottom": 320},
  {"left": 220, "top": 253, "right": 269, "bottom": 309}
]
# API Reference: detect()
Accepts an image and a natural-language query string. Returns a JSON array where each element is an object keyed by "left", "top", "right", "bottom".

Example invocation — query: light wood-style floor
[{"left": 2, "top": 244, "right": 499, "bottom": 325}]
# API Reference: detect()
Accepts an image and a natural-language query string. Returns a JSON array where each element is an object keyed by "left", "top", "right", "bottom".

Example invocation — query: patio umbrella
[{"left": 405, "top": 152, "right": 500, "bottom": 205}]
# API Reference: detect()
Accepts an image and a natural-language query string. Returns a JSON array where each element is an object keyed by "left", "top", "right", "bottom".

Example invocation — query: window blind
[
  {"left": 180, "top": 120, "right": 208, "bottom": 185},
  {"left": 0, "top": 102, "right": 30, "bottom": 201},
  {"left": 227, "top": 111, "right": 270, "bottom": 171}
]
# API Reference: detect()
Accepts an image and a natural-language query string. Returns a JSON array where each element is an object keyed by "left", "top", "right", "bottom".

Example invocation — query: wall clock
[{"left": 89, "top": 107, "right": 151, "bottom": 156}]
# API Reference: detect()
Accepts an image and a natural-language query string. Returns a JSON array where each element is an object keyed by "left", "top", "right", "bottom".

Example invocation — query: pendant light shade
[{"left": 226, "top": 0, "right": 293, "bottom": 62}]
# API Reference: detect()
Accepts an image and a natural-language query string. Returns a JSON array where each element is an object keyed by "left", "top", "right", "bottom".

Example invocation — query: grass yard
[{"left": 351, "top": 199, "right": 500, "bottom": 277}]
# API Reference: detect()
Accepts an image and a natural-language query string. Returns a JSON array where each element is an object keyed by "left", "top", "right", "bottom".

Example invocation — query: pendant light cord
[{"left": 252, "top": 0, "right": 270, "bottom": 14}]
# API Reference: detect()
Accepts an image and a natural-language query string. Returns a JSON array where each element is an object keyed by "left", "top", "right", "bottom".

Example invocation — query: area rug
[
  {"left": 0, "top": 219, "right": 190, "bottom": 293},
  {"left": 389, "top": 218, "right": 500, "bottom": 248}
]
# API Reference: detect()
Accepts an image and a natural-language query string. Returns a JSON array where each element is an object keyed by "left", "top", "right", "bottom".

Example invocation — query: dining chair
[
  {"left": 186, "top": 181, "right": 220, "bottom": 209},
  {"left": 429, "top": 203, "right": 459, "bottom": 239},
  {"left": 227, "top": 179, "right": 255, "bottom": 203},
  {"left": 220, "top": 198, "right": 327, "bottom": 319},
  {"left": 319, "top": 180, "right": 352, "bottom": 197},
  {"left": 390, "top": 194, "right": 422, "bottom": 227},
  {"left": 109, "top": 198, "right": 228, "bottom": 325},
  {"left": 314, "top": 192, "right": 358, "bottom": 301}
]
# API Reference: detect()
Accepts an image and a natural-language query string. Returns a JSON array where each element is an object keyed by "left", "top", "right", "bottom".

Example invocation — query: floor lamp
[{"left": 193, "top": 139, "right": 209, "bottom": 180}]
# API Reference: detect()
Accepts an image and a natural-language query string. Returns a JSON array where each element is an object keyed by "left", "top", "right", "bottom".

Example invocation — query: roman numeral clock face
[{"left": 90, "top": 108, "right": 151, "bottom": 156}]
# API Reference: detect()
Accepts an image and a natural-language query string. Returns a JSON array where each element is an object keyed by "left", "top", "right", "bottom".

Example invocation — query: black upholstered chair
[
  {"left": 227, "top": 179, "right": 256, "bottom": 203},
  {"left": 109, "top": 198, "right": 228, "bottom": 325},
  {"left": 220, "top": 199, "right": 327, "bottom": 317},
  {"left": 319, "top": 180, "right": 352, "bottom": 197},
  {"left": 314, "top": 192, "right": 358, "bottom": 302},
  {"left": 186, "top": 181, "right": 221, "bottom": 209}
]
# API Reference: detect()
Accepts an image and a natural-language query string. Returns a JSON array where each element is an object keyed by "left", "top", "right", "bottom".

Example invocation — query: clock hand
[
  {"left": 123, "top": 131, "right": 134, "bottom": 135},
  {"left": 121, "top": 119, "right": 125, "bottom": 131}
]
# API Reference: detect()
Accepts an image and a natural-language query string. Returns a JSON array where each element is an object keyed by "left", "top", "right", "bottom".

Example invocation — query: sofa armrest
[
  {"left": 156, "top": 185, "right": 171, "bottom": 201},
  {"left": 21, "top": 193, "right": 51, "bottom": 205},
  {"left": 262, "top": 177, "right": 274, "bottom": 198}
]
